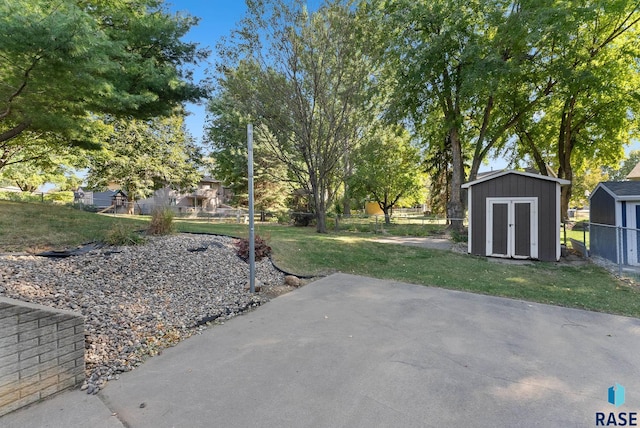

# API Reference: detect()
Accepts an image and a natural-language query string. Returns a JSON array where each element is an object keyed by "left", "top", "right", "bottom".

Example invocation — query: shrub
[
  {"left": 291, "top": 212, "right": 314, "bottom": 227},
  {"left": 148, "top": 207, "right": 175, "bottom": 235},
  {"left": 45, "top": 191, "right": 74, "bottom": 203},
  {"left": 276, "top": 211, "right": 291, "bottom": 224},
  {"left": 104, "top": 223, "right": 146, "bottom": 246},
  {"left": 236, "top": 235, "right": 272, "bottom": 261}
]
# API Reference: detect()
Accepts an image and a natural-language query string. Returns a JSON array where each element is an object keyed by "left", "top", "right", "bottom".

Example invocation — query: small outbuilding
[
  {"left": 462, "top": 170, "right": 570, "bottom": 262},
  {"left": 589, "top": 181, "right": 640, "bottom": 265}
]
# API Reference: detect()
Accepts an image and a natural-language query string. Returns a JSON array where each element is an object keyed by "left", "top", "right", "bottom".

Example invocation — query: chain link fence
[
  {"left": 588, "top": 222, "right": 640, "bottom": 280},
  {"left": 563, "top": 220, "right": 640, "bottom": 281}
]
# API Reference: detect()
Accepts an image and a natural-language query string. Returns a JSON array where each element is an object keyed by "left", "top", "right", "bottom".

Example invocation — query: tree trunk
[
  {"left": 383, "top": 207, "right": 391, "bottom": 225},
  {"left": 314, "top": 182, "right": 327, "bottom": 233},
  {"left": 315, "top": 206, "right": 327, "bottom": 233},
  {"left": 448, "top": 129, "right": 465, "bottom": 231},
  {"left": 342, "top": 191, "right": 351, "bottom": 217},
  {"left": 519, "top": 127, "right": 548, "bottom": 175},
  {"left": 343, "top": 139, "right": 352, "bottom": 217},
  {"left": 557, "top": 97, "right": 576, "bottom": 221}
]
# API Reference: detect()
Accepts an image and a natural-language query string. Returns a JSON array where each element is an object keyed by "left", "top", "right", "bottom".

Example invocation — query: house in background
[
  {"left": 589, "top": 181, "right": 640, "bottom": 266},
  {"left": 75, "top": 176, "right": 233, "bottom": 215},
  {"left": 74, "top": 188, "right": 129, "bottom": 213},
  {"left": 462, "top": 170, "right": 570, "bottom": 262},
  {"left": 137, "top": 176, "right": 233, "bottom": 215},
  {"left": 626, "top": 162, "right": 640, "bottom": 180}
]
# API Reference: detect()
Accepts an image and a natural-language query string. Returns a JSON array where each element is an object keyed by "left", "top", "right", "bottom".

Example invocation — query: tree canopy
[
  {"left": 206, "top": 88, "right": 290, "bottom": 212},
  {"left": 0, "top": 0, "right": 207, "bottom": 152},
  {"left": 365, "top": 0, "right": 640, "bottom": 223},
  {"left": 85, "top": 114, "right": 202, "bottom": 213},
  {"left": 213, "top": 0, "right": 372, "bottom": 232},
  {"left": 349, "top": 127, "right": 425, "bottom": 224}
]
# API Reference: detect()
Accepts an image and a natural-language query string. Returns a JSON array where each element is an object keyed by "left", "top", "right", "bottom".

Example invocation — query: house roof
[
  {"left": 201, "top": 176, "right": 221, "bottom": 183},
  {"left": 461, "top": 170, "right": 570, "bottom": 188},
  {"left": 592, "top": 181, "right": 640, "bottom": 200},
  {"left": 626, "top": 162, "right": 640, "bottom": 180}
]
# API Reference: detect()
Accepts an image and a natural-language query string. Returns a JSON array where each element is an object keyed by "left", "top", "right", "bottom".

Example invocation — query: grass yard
[
  {"left": 0, "top": 201, "right": 148, "bottom": 252},
  {"left": 175, "top": 221, "right": 640, "bottom": 318},
  {"left": 2, "top": 201, "right": 639, "bottom": 318}
]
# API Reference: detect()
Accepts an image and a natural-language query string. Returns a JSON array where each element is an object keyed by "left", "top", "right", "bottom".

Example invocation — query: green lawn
[
  {"left": 2, "top": 201, "right": 639, "bottom": 318},
  {"left": 0, "top": 201, "right": 148, "bottom": 252},
  {"left": 174, "top": 221, "right": 640, "bottom": 318}
]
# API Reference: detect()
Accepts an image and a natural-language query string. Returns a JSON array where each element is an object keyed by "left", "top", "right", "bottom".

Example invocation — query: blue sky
[{"left": 167, "top": 1, "right": 248, "bottom": 146}]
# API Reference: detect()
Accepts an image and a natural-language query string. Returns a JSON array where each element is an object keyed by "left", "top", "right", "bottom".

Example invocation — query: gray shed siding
[
  {"left": 589, "top": 187, "right": 616, "bottom": 225},
  {"left": 469, "top": 174, "right": 558, "bottom": 261}
]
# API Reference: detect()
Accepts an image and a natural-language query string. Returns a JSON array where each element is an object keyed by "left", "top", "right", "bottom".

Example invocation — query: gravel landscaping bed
[{"left": 0, "top": 234, "right": 290, "bottom": 394}]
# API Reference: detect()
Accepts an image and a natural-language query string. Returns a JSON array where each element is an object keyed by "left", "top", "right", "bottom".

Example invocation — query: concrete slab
[
  {"left": 96, "top": 273, "right": 640, "bottom": 428},
  {"left": 0, "top": 388, "right": 124, "bottom": 428}
]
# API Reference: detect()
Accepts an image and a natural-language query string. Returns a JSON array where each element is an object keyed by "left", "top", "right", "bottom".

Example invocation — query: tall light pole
[{"left": 247, "top": 124, "right": 256, "bottom": 293}]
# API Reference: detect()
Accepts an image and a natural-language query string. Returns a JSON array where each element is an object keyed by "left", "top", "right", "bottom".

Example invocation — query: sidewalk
[
  {"left": 370, "top": 235, "right": 455, "bottom": 250},
  {"left": 3, "top": 273, "right": 639, "bottom": 427}
]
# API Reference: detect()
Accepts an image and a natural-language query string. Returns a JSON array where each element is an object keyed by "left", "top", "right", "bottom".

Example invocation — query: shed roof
[
  {"left": 461, "top": 170, "right": 570, "bottom": 189},
  {"left": 592, "top": 181, "right": 640, "bottom": 200}
]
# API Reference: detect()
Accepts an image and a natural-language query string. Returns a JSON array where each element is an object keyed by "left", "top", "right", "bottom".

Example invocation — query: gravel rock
[
  {"left": 284, "top": 275, "right": 301, "bottom": 287},
  {"left": 0, "top": 234, "right": 287, "bottom": 394}
]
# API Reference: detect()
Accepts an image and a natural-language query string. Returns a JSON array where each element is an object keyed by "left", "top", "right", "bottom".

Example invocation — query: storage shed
[
  {"left": 461, "top": 170, "right": 570, "bottom": 262},
  {"left": 589, "top": 181, "right": 640, "bottom": 265}
]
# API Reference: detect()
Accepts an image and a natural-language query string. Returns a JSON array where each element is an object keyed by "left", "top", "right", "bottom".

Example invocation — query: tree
[
  {"left": 85, "top": 114, "right": 202, "bottom": 214},
  {"left": 205, "top": 90, "right": 289, "bottom": 212},
  {"left": 366, "top": 0, "right": 529, "bottom": 230},
  {"left": 570, "top": 166, "right": 609, "bottom": 209},
  {"left": 0, "top": 0, "right": 206, "bottom": 154},
  {"left": 216, "top": 0, "right": 371, "bottom": 232},
  {"left": 0, "top": 146, "right": 84, "bottom": 192},
  {"left": 606, "top": 150, "right": 640, "bottom": 181},
  {"left": 423, "top": 139, "right": 453, "bottom": 216},
  {"left": 508, "top": 1, "right": 640, "bottom": 218},
  {"left": 367, "top": 0, "right": 640, "bottom": 224},
  {"left": 349, "top": 126, "right": 425, "bottom": 224},
  {"left": 0, "top": 129, "right": 87, "bottom": 188}
]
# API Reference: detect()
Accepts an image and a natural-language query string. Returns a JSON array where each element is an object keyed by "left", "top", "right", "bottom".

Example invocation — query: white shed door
[
  {"left": 625, "top": 203, "right": 640, "bottom": 266},
  {"left": 486, "top": 198, "right": 538, "bottom": 259}
]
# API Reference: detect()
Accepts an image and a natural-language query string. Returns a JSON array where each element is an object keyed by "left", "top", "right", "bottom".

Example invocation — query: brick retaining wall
[{"left": 0, "top": 297, "right": 85, "bottom": 416}]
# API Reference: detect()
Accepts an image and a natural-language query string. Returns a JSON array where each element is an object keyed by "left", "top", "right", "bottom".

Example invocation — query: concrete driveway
[{"left": 4, "top": 273, "right": 640, "bottom": 427}]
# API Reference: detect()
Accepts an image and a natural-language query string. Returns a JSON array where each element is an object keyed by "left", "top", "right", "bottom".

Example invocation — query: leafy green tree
[
  {"left": 571, "top": 167, "right": 609, "bottom": 209},
  {"left": 367, "top": 0, "right": 531, "bottom": 230},
  {"left": 0, "top": 0, "right": 206, "bottom": 153},
  {"left": 508, "top": 1, "right": 640, "bottom": 218},
  {"left": 0, "top": 130, "right": 86, "bottom": 191},
  {"left": 217, "top": 0, "right": 371, "bottom": 233},
  {"left": 349, "top": 127, "right": 424, "bottom": 224},
  {"left": 606, "top": 150, "right": 640, "bottom": 181},
  {"left": 206, "top": 91, "right": 289, "bottom": 212},
  {"left": 86, "top": 114, "right": 202, "bottom": 214},
  {"left": 367, "top": 0, "right": 640, "bottom": 223}
]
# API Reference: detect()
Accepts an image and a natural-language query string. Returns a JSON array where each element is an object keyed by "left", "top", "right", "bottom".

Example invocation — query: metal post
[
  {"left": 618, "top": 226, "right": 623, "bottom": 277},
  {"left": 248, "top": 124, "right": 256, "bottom": 293}
]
